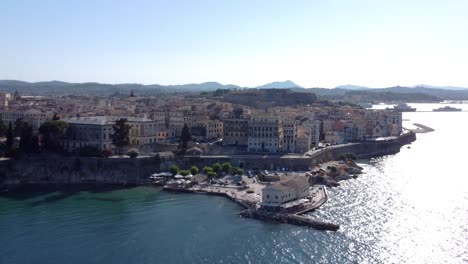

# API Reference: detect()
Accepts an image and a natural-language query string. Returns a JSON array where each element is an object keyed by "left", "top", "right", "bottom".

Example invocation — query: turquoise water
[{"left": 1, "top": 105, "right": 467, "bottom": 263}]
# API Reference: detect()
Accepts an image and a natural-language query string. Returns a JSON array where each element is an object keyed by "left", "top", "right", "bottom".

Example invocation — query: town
[{"left": 0, "top": 88, "right": 402, "bottom": 157}]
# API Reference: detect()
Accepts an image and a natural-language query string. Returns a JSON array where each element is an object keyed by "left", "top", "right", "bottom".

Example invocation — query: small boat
[{"left": 432, "top": 106, "right": 462, "bottom": 112}]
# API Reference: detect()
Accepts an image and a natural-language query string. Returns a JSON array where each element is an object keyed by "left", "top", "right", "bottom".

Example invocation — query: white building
[
  {"left": 261, "top": 177, "right": 310, "bottom": 207},
  {"left": 0, "top": 107, "right": 53, "bottom": 131},
  {"left": 62, "top": 116, "right": 160, "bottom": 152}
]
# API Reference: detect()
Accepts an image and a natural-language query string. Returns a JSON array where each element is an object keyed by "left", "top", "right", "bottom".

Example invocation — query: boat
[
  {"left": 391, "top": 103, "right": 416, "bottom": 112},
  {"left": 433, "top": 106, "right": 462, "bottom": 112}
]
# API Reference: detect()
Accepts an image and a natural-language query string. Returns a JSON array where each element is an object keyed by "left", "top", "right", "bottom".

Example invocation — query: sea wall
[
  {"left": 0, "top": 132, "right": 415, "bottom": 188},
  {"left": 164, "top": 132, "right": 416, "bottom": 171},
  {"left": 0, "top": 156, "right": 160, "bottom": 188}
]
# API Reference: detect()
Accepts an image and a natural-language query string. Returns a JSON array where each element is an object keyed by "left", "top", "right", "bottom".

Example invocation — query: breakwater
[{"left": 239, "top": 209, "right": 340, "bottom": 231}]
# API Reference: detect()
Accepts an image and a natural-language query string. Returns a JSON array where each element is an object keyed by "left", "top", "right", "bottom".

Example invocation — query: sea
[{"left": 1, "top": 103, "right": 467, "bottom": 264}]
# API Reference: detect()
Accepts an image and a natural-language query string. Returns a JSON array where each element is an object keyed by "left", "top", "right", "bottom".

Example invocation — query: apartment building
[{"left": 248, "top": 115, "right": 283, "bottom": 153}]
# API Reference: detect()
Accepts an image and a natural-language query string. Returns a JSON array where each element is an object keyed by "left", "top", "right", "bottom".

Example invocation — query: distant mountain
[
  {"left": 2, "top": 79, "right": 468, "bottom": 100},
  {"left": 414, "top": 84, "right": 468, "bottom": 91},
  {"left": 256, "top": 80, "right": 302, "bottom": 89},
  {"left": 0, "top": 80, "right": 241, "bottom": 96},
  {"left": 335, "top": 85, "right": 369, "bottom": 90}
]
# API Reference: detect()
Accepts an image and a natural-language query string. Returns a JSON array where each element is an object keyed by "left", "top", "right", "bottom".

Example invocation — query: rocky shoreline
[{"left": 308, "top": 160, "right": 364, "bottom": 187}]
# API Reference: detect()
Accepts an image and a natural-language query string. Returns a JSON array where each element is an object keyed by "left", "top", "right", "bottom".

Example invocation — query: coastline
[
  {"left": 0, "top": 132, "right": 417, "bottom": 231},
  {"left": 0, "top": 132, "right": 416, "bottom": 190}
]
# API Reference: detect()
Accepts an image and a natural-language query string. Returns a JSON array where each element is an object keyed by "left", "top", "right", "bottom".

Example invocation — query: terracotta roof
[{"left": 263, "top": 176, "right": 308, "bottom": 192}]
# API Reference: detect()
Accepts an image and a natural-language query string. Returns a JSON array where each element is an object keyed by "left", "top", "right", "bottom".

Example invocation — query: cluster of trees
[
  {"left": 167, "top": 162, "right": 243, "bottom": 178},
  {"left": 202, "top": 162, "right": 243, "bottom": 178},
  {"left": 169, "top": 165, "right": 199, "bottom": 176},
  {"left": 1, "top": 119, "right": 44, "bottom": 158}
]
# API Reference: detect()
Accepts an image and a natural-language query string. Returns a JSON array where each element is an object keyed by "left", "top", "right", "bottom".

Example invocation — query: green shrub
[
  {"left": 179, "top": 170, "right": 191, "bottom": 176},
  {"left": 203, "top": 166, "right": 213, "bottom": 174},
  {"left": 207, "top": 171, "right": 217, "bottom": 178},
  {"left": 221, "top": 162, "right": 232, "bottom": 173},
  {"left": 212, "top": 163, "right": 221, "bottom": 173},
  {"left": 190, "top": 165, "right": 199, "bottom": 175},
  {"left": 169, "top": 165, "right": 179, "bottom": 175}
]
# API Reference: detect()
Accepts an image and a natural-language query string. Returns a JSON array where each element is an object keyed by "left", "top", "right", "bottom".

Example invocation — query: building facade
[{"left": 248, "top": 115, "right": 283, "bottom": 153}]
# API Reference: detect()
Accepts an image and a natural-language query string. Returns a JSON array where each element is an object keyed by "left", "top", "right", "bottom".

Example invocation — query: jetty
[
  {"left": 404, "top": 123, "right": 435, "bottom": 133},
  {"left": 239, "top": 209, "right": 339, "bottom": 231},
  {"left": 163, "top": 183, "right": 339, "bottom": 231}
]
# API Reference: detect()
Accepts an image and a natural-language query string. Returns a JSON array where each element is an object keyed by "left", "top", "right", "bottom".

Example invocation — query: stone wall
[
  {"left": 0, "top": 156, "right": 160, "bottom": 188},
  {"left": 0, "top": 132, "right": 415, "bottom": 188}
]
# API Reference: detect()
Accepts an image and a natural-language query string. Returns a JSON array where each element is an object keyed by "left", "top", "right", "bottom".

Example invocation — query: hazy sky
[{"left": 1, "top": 0, "right": 467, "bottom": 88}]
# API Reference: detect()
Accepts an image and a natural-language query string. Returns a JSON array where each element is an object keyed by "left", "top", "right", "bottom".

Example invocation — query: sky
[{"left": 1, "top": 0, "right": 468, "bottom": 88}]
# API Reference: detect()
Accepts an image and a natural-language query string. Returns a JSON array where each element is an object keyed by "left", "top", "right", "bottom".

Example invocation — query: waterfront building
[
  {"left": 261, "top": 176, "right": 310, "bottom": 207},
  {"left": 126, "top": 116, "right": 159, "bottom": 145},
  {"left": 168, "top": 111, "right": 184, "bottom": 137},
  {"left": 282, "top": 119, "right": 296, "bottom": 153},
  {"left": 325, "top": 131, "right": 345, "bottom": 145},
  {"left": 295, "top": 126, "right": 311, "bottom": 153},
  {"left": 62, "top": 116, "right": 159, "bottom": 152},
  {"left": 62, "top": 116, "right": 114, "bottom": 151},
  {"left": 248, "top": 115, "right": 283, "bottom": 153},
  {"left": 302, "top": 119, "right": 321, "bottom": 145},
  {"left": 223, "top": 116, "right": 250, "bottom": 146}
]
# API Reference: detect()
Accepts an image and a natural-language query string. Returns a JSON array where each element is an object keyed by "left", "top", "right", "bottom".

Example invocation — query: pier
[{"left": 163, "top": 184, "right": 339, "bottom": 231}]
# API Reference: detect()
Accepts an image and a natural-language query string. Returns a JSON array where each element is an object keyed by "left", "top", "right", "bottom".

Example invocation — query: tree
[
  {"left": 203, "top": 166, "right": 213, "bottom": 174},
  {"left": 179, "top": 170, "right": 191, "bottom": 176},
  {"left": 39, "top": 120, "right": 68, "bottom": 151},
  {"left": 14, "top": 118, "right": 27, "bottom": 137},
  {"left": 180, "top": 123, "right": 191, "bottom": 149},
  {"left": 212, "top": 163, "right": 221, "bottom": 173},
  {"left": 111, "top": 118, "right": 132, "bottom": 155},
  {"left": 207, "top": 171, "right": 217, "bottom": 178},
  {"left": 190, "top": 165, "right": 199, "bottom": 175},
  {"left": 222, "top": 162, "right": 232, "bottom": 173},
  {"left": 169, "top": 165, "right": 179, "bottom": 175},
  {"left": 236, "top": 168, "right": 244, "bottom": 176},
  {"left": 19, "top": 123, "right": 34, "bottom": 153},
  {"left": 6, "top": 122, "right": 14, "bottom": 151}
]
